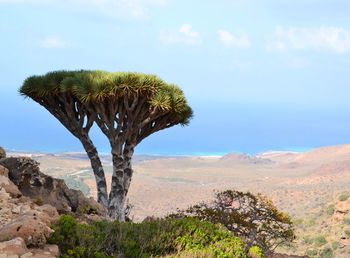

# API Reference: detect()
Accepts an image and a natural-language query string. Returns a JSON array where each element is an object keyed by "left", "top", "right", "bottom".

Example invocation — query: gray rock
[{"left": 0, "top": 157, "right": 105, "bottom": 215}]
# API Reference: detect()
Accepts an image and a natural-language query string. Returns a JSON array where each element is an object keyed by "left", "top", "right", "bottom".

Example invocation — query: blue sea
[{"left": 1, "top": 97, "right": 350, "bottom": 156}]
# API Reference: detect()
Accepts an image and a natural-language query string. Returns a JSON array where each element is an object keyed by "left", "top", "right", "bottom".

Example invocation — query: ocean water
[{"left": 1, "top": 97, "right": 350, "bottom": 156}]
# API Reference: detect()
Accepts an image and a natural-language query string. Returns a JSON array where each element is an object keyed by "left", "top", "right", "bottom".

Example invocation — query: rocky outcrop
[
  {"left": 0, "top": 147, "right": 6, "bottom": 159},
  {"left": 0, "top": 208, "right": 57, "bottom": 247},
  {"left": 0, "top": 165, "right": 22, "bottom": 198},
  {"left": 0, "top": 146, "right": 108, "bottom": 257},
  {"left": 0, "top": 160, "right": 59, "bottom": 257},
  {"left": 0, "top": 237, "right": 58, "bottom": 258},
  {"left": 0, "top": 147, "right": 62, "bottom": 257},
  {"left": 0, "top": 163, "right": 59, "bottom": 247},
  {"left": 0, "top": 156, "right": 105, "bottom": 215}
]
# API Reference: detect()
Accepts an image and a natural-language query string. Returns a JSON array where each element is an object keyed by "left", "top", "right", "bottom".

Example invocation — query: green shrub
[
  {"left": 345, "top": 229, "right": 350, "bottom": 237},
  {"left": 325, "top": 204, "right": 335, "bottom": 216},
  {"left": 306, "top": 249, "right": 318, "bottom": 257},
  {"left": 339, "top": 192, "right": 349, "bottom": 202},
  {"left": 320, "top": 247, "right": 333, "bottom": 258},
  {"left": 305, "top": 218, "right": 316, "bottom": 227},
  {"left": 78, "top": 205, "right": 99, "bottom": 215},
  {"left": 293, "top": 218, "right": 303, "bottom": 226},
  {"left": 169, "top": 190, "right": 295, "bottom": 254},
  {"left": 314, "top": 236, "right": 327, "bottom": 247},
  {"left": 49, "top": 215, "right": 252, "bottom": 258},
  {"left": 303, "top": 236, "right": 313, "bottom": 245},
  {"left": 248, "top": 246, "right": 265, "bottom": 258},
  {"left": 332, "top": 241, "right": 340, "bottom": 250},
  {"left": 34, "top": 197, "right": 44, "bottom": 206}
]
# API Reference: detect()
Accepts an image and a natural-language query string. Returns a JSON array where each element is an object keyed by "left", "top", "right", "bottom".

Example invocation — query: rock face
[
  {"left": 0, "top": 210, "right": 56, "bottom": 247},
  {"left": 0, "top": 153, "right": 60, "bottom": 257},
  {"left": 0, "top": 237, "right": 58, "bottom": 258},
  {"left": 0, "top": 147, "right": 107, "bottom": 257},
  {"left": 0, "top": 162, "right": 59, "bottom": 247},
  {"left": 0, "top": 157, "right": 104, "bottom": 215},
  {"left": 0, "top": 146, "right": 6, "bottom": 159}
]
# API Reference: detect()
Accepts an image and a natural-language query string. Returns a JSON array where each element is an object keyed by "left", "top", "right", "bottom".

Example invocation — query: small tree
[
  {"left": 170, "top": 190, "right": 295, "bottom": 254},
  {"left": 20, "top": 70, "right": 193, "bottom": 220}
]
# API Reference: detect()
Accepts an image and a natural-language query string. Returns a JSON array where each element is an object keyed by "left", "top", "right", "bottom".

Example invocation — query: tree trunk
[
  {"left": 123, "top": 143, "right": 135, "bottom": 197},
  {"left": 108, "top": 148, "right": 126, "bottom": 221},
  {"left": 81, "top": 136, "right": 109, "bottom": 209}
]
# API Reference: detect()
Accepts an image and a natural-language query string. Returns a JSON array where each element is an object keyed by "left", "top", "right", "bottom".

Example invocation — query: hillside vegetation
[{"left": 49, "top": 215, "right": 263, "bottom": 258}]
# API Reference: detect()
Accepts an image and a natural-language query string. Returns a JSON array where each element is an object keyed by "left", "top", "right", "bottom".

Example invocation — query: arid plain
[{"left": 9, "top": 144, "right": 350, "bottom": 256}]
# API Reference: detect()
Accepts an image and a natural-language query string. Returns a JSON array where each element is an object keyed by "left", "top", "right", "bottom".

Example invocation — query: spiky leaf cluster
[{"left": 20, "top": 70, "right": 193, "bottom": 125}]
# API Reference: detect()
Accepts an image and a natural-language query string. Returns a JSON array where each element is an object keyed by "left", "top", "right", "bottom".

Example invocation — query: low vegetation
[
  {"left": 169, "top": 190, "right": 295, "bottom": 255},
  {"left": 49, "top": 215, "right": 263, "bottom": 258},
  {"left": 338, "top": 191, "right": 349, "bottom": 202},
  {"left": 287, "top": 192, "right": 350, "bottom": 257}
]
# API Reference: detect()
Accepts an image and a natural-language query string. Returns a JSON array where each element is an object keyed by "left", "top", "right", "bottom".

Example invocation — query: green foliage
[
  {"left": 338, "top": 192, "right": 349, "bottom": 202},
  {"left": 332, "top": 241, "right": 340, "bottom": 250},
  {"left": 33, "top": 197, "right": 43, "bottom": 206},
  {"left": 169, "top": 190, "right": 295, "bottom": 254},
  {"left": 320, "top": 247, "right": 333, "bottom": 258},
  {"left": 78, "top": 205, "right": 100, "bottom": 215},
  {"left": 344, "top": 229, "right": 350, "bottom": 237},
  {"left": 293, "top": 218, "right": 303, "bottom": 226},
  {"left": 314, "top": 235, "right": 327, "bottom": 247},
  {"left": 49, "top": 215, "right": 251, "bottom": 258},
  {"left": 306, "top": 249, "right": 318, "bottom": 257},
  {"left": 305, "top": 218, "right": 316, "bottom": 227},
  {"left": 20, "top": 70, "right": 193, "bottom": 126},
  {"left": 302, "top": 235, "right": 313, "bottom": 245},
  {"left": 325, "top": 204, "right": 335, "bottom": 216},
  {"left": 248, "top": 246, "right": 265, "bottom": 258}
]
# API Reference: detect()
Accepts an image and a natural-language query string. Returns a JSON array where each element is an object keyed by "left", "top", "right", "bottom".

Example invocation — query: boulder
[
  {"left": 0, "top": 166, "right": 22, "bottom": 198},
  {"left": 0, "top": 238, "right": 59, "bottom": 258},
  {"left": 0, "top": 157, "right": 105, "bottom": 215},
  {"left": 36, "top": 204, "right": 60, "bottom": 223},
  {"left": 0, "top": 164, "right": 9, "bottom": 176},
  {"left": 0, "top": 146, "right": 6, "bottom": 159},
  {"left": 332, "top": 197, "right": 350, "bottom": 223},
  {"left": 0, "top": 237, "right": 28, "bottom": 257},
  {"left": 0, "top": 213, "right": 53, "bottom": 247}
]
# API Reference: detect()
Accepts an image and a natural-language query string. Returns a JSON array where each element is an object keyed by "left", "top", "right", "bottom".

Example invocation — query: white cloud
[
  {"left": 218, "top": 30, "right": 251, "bottom": 48},
  {"left": 268, "top": 26, "right": 350, "bottom": 53},
  {"left": 0, "top": 0, "right": 168, "bottom": 20},
  {"left": 40, "top": 36, "right": 67, "bottom": 49},
  {"left": 159, "top": 24, "right": 202, "bottom": 46}
]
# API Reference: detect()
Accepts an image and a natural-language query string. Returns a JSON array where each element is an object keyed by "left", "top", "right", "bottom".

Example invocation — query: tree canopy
[{"left": 20, "top": 70, "right": 193, "bottom": 126}]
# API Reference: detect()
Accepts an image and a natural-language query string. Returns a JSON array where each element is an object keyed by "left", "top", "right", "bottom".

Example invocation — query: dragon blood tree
[{"left": 20, "top": 71, "right": 193, "bottom": 221}]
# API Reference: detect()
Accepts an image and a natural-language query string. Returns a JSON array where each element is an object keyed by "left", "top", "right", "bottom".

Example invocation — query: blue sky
[{"left": 1, "top": 0, "right": 350, "bottom": 155}]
